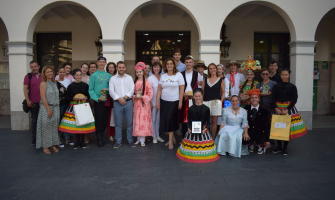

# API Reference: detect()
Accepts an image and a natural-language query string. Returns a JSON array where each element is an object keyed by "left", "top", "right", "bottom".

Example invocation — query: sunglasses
[{"left": 261, "top": 73, "right": 269, "bottom": 76}]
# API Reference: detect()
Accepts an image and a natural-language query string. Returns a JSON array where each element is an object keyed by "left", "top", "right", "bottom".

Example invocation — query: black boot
[
  {"left": 96, "top": 132, "right": 103, "bottom": 148},
  {"left": 74, "top": 134, "right": 80, "bottom": 149},
  {"left": 80, "top": 134, "right": 87, "bottom": 148},
  {"left": 272, "top": 140, "right": 283, "bottom": 153}
]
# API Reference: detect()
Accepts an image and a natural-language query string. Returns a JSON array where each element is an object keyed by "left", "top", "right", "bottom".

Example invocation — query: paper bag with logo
[
  {"left": 270, "top": 115, "right": 291, "bottom": 141},
  {"left": 73, "top": 103, "right": 95, "bottom": 126}
]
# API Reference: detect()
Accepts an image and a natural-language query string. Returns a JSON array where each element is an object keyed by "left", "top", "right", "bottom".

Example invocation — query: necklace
[{"left": 232, "top": 107, "right": 239, "bottom": 115}]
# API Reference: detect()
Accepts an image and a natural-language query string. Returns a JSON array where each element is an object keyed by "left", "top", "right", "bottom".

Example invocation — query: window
[
  {"left": 254, "top": 33, "right": 290, "bottom": 69},
  {"left": 36, "top": 33, "right": 72, "bottom": 72},
  {"left": 136, "top": 31, "right": 191, "bottom": 64}
]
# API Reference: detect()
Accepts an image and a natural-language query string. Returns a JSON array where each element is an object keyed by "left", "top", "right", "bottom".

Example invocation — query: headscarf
[{"left": 134, "top": 62, "right": 145, "bottom": 71}]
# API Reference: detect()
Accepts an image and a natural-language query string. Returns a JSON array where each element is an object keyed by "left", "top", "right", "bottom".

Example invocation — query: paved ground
[{"left": 0, "top": 127, "right": 335, "bottom": 200}]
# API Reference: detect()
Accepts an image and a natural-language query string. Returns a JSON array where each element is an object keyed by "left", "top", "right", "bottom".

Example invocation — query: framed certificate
[{"left": 192, "top": 121, "right": 202, "bottom": 134}]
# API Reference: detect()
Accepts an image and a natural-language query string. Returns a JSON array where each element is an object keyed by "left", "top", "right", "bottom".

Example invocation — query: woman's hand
[
  {"left": 178, "top": 102, "right": 182, "bottom": 110},
  {"left": 275, "top": 108, "right": 281, "bottom": 115},
  {"left": 150, "top": 102, "right": 153, "bottom": 110},
  {"left": 156, "top": 103, "right": 160, "bottom": 110},
  {"left": 47, "top": 109, "right": 53, "bottom": 119},
  {"left": 202, "top": 128, "right": 207, "bottom": 134},
  {"left": 282, "top": 109, "right": 288, "bottom": 115},
  {"left": 188, "top": 128, "right": 192, "bottom": 134},
  {"left": 242, "top": 132, "right": 250, "bottom": 141}
]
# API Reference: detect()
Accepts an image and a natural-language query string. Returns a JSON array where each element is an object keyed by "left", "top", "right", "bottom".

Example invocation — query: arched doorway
[
  {"left": 313, "top": 7, "right": 335, "bottom": 126},
  {"left": 28, "top": 2, "right": 102, "bottom": 71},
  {"left": 0, "top": 18, "right": 10, "bottom": 127},
  {"left": 220, "top": 3, "right": 293, "bottom": 73},
  {"left": 123, "top": 2, "right": 200, "bottom": 77}
]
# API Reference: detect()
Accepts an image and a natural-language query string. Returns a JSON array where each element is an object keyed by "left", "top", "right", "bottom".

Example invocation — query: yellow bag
[{"left": 270, "top": 115, "right": 291, "bottom": 141}]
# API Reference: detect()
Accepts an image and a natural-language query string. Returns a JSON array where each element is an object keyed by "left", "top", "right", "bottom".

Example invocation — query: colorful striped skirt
[
  {"left": 58, "top": 101, "right": 96, "bottom": 134},
  {"left": 272, "top": 101, "right": 307, "bottom": 139},
  {"left": 176, "top": 132, "right": 220, "bottom": 163}
]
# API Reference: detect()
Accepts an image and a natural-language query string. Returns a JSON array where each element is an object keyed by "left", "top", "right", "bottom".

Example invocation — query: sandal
[
  {"left": 43, "top": 148, "right": 51, "bottom": 154},
  {"left": 109, "top": 136, "right": 114, "bottom": 142},
  {"left": 50, "top": 146, "right": 59, "bottom": 153}
]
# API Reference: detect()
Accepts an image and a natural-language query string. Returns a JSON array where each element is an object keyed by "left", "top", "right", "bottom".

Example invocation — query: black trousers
[
  {"left": 30, "top": 103, "right": 40, "bottom": 141},
  {"left": 94, "top": 101, "right": 108, "bottom": 135},
  {"left": 242, "top": 129, "right": 267, "bottom": 146}
]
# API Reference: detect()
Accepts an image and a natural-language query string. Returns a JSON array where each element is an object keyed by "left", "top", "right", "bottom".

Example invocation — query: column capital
[
  {"left": 197, "top": 39, "right": 222, "bottom": 46},
  {"left": 100, "top": 39, "right": 126, "bottom": 46},
  {"left": 5, "top": 41, "right": 34, "bottom": 56},
  {"left": 288, "top": 40, "right": 318, "bottom": 56},
  {"left": 288, "top": 40, "right": 317, "bottom": 48}
]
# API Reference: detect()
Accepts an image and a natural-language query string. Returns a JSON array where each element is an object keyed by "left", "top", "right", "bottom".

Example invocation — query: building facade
[{"left": 0, "top": 0, "right": 334, "bottom": 130}]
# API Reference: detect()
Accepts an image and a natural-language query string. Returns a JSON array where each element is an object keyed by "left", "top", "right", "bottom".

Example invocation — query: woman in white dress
[{"left": 215, "top": 95, "right": 250, "bottom": 158}]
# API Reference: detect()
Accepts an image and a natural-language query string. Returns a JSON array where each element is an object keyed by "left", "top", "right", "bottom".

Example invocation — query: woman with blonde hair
[{"left": 36, "top": 66, "right": 60, "bottom": 154}]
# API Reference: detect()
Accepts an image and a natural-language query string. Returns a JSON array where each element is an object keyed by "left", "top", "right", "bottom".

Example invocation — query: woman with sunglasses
[{"left": 256, "top": 68, "right": 277, "bottom": 113}]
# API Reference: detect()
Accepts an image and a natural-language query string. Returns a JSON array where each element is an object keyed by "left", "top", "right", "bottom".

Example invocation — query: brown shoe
[
  {"left": 50, "top": 146, "right": 59, "bottom": 153},
  {"left": 43, "top": 148, "right": 51, "bottom": 154}
]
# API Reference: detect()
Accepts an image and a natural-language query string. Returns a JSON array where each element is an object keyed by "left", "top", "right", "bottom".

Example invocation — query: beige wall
[
  {"left": 221, "top": 12, "right": 290, "bottom": 63},
  {"left": 314, "top": 15, "right": 335, "bottom": 115},
  {"left": 34, "top": 15, "right": 101, "bottom": 69}
]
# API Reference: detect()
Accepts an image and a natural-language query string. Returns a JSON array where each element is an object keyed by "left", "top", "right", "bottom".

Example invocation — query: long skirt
[
  {"left": 159, "top": 99, "right": 179, "bottom": 132},
  {"left": 215, "top": 125, "right": 249, "bottom": 158},
  {"left": 58, "top": 101, "right": 96, "bottom": 134},
  {"left": 271, "top": 101, "right": 307, "bottom": 139},
  {"left": 176, "top": 132, "right": 220, "bottom": 163},
  {"left": 107, "top": 104, "right": 115, "bottom": 137},
  {"left": 36, "top": 104, "right": 60, "bottom": 149}
]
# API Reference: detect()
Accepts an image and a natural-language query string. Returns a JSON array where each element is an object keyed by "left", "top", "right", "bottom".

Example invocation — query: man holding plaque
[
  {"left": 89, "top": 56, "right": 112, "bottom": 148},
  {"left": 243, "top": 89, "right": 270, "bottom": 154},
  {"left": 179, "top": 55, "right": 198, "bottom": 143}
]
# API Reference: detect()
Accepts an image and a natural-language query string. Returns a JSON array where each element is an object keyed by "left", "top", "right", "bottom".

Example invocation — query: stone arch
[
  {"left": 121, "top": 0, "right": 201, "bottom": 39},
  {"left": 26, "top": 1, "right": 102, "bottom": 41}
]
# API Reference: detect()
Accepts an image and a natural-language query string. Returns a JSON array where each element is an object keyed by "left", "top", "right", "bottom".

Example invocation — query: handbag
[
  {"left": 22, "top": 73, "right": 32, "bottom": 113},
  {"left": 73, "top": 101, "right": 95, "bottom": 126},
  {"left": 270, "top": 114, "right": 292, "bottom": 141}
]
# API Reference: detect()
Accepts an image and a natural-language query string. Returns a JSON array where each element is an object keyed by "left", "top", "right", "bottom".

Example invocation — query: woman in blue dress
[{"left": 215, "top": 95, "right": 250, "bottom": 158}]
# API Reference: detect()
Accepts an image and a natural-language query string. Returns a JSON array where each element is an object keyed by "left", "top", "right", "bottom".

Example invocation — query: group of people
[{"left": 23, "top": 50, "right": 307, "bottom": 163}]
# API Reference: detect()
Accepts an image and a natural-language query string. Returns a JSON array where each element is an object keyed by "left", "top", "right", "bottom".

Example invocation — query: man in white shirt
[
  {"left": 180, "top": 55, "right": 198, "bottom": 140},
  {"left": 225, "top": 61, "right": 245, "bottom": 99},
  {"left": 109, "top": 61, "right": 136, "bottom": 148}
]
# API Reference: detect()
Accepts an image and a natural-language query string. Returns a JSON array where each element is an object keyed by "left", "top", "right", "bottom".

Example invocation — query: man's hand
[
  {"left": 27, "top": 100, "right": 33, "bottom": 108},
  {"left": 118, "top": 97, "right": 126, "bottom": 105}
]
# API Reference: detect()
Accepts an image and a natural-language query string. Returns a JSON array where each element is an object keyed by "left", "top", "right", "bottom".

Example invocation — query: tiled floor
[{"left": 0, "top": 127, "right": 335, "bottom": 200}]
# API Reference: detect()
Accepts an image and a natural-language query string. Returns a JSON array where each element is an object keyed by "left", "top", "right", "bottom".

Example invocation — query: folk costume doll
[{"left": 132, "top": 62, "right": 154, "bottom": 147}]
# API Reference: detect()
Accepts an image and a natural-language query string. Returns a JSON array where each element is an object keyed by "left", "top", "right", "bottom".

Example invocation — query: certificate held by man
[{"left": 192, "top": 121, "right": 202, "bottom": 134}]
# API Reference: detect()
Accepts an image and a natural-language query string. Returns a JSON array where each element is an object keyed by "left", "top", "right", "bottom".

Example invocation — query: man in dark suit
[
  {"left": 179, "top": 55, "right": 198, "bottom": 143},
  {"left": 243, "top": 89, "right": 270, "bottom": 154}
]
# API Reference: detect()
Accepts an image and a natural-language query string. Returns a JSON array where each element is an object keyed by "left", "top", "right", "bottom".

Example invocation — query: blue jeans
[
  {"left": 59, "top": 104, "right": 70, "bottom": 140},
  {"left": 113, "top": 100, "right": 133, "bottom": 144}
]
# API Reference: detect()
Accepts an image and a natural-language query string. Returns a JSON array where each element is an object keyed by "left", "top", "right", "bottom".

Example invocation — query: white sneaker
[
  {"left": 157, "top": 136, "right": 165, "bottom": 142},
  {"left": 135, "top": 140, "right": 140, "bottom": 145},
  {"left": 153, "top": 137, "right": 158, "bottom": 144},
  {"left": 141, "top": 142, "right": 145, "bottom": 147}
]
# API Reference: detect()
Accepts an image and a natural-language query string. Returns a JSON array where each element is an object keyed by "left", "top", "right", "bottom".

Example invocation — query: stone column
[
  {"left": 101, "top": 39, "right": 126, "bottom": 62},
  {"left": 198, "top": 39, "right": 221, "bottom": 67},
  {"left": 5, "top": 41, "right": 34, "bottom": 130},
  {"left": 288, "top": 40, "right": 318, "bottom": 130}
]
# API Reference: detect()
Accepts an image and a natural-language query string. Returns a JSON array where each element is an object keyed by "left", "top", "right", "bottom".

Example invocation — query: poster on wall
[
  {"left": 313, "top": 80, "right": 318, "bottom": 110},
  {"left": 314, "top": 61, "right": 320, "bottom": 80},
  {"left": 322, "top": 61, "right": 328, "bottom": 70}
]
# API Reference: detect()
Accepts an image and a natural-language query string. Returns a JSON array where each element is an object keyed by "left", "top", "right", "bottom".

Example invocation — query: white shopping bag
[
  {"left": 73, "top": 103, "right": 95, "bottom": 126},
  {"left": 110, "top": 108, "right": 115, "bottom": 127}
]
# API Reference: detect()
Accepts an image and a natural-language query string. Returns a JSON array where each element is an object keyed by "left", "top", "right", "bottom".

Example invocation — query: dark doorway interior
[
  {"left": 36, "top": 33, "right": 72, "bottom": 72},
  {"left": 136, "top": 31, "right": 191, "bottom": 64},
  {"left": 254, "top": 32, "right": 290, "bottom": 69}
]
